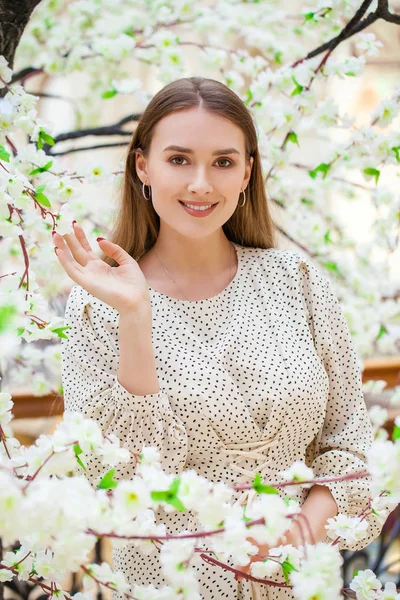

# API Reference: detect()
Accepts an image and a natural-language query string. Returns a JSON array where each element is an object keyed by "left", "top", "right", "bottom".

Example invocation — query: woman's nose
[
  {"left": 187, "top": 170, "right": 213, "bottom": 195},
  {"left": 188, "top": 169, "right": 213, "bottom": 195}
]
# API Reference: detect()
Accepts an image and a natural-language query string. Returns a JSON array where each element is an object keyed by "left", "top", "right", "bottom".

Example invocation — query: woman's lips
[{"left": 179, "top": 200, "right": 218, "bottom": 217}]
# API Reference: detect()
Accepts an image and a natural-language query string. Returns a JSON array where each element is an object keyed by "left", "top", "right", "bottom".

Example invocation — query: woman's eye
[
  {"left": 216, "top": 158, "right": 232, "bottom": 168},
  {"left": 169, "top": 156, "right": 233, "bottom": 167},
  {"left": 170, "top": 156, "right": 187, "bottom": 165}
]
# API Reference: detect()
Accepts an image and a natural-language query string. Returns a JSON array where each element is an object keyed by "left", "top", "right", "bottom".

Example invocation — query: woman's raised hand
[{"left": 53, "top": 222, "right": 151, "bottom": 315}]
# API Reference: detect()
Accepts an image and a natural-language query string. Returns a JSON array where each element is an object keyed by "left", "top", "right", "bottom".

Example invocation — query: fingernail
[
  {"left": 97, "top": 237, "right": 105, "bottom": 242},
  {"left": 72, "top": 220, "right": 77, "bottom": 227},
  {"left": 52, "top": 231, "right": 56, "bottom": 236}
]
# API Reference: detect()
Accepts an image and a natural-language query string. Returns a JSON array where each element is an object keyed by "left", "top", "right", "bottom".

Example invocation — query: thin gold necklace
[{"left": 153, "top": 243, "right": 236, "bottom": 301}]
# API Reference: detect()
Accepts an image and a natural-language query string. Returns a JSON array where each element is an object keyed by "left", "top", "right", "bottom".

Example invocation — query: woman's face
[{"left": 135, "top": 107, "right": 253, "bottom": 239}]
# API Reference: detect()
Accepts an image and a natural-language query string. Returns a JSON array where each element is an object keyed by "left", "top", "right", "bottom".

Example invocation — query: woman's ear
[
  {"left": 242, "top": 155, "right": 254, "bottom": 190},
  {"left": 135, "top": 150, "right": 148, "bottom": 184}
]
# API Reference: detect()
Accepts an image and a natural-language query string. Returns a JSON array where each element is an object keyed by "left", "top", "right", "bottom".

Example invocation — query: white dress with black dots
[{"left": 61, "top": 245, "right": 382, "bottom": 600}]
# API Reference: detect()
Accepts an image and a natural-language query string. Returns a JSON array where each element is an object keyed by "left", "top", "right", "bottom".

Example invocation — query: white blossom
[
  {"left": 350, "top": 569, "right": 382, "bottom": 600},
  {"left": 0, "top": 392, "right": 14, "bottom": 427},
  {"left": 367, "top": 440, "right": 400, "bottom": 501},
  {"left": 280, "top": 461, "right": 314, "bottom": 486},
  {"left": 356, "top": 33, "right": 384, "bottom": 57},
  {"left": 290, "top": 543, "right": 343, "bottom": 600},
  {"left": 368, "top": 405, "right": 389, "bottom": 432},
  {"left": 371, "top": 495, "right": 399, "bottom": 525},
  {"left": 0, "top": 56, "right": 12, "bottom": 87},
  {"left": 325, "top": 514, "right": 369, "bottom": 545},
  {"left": 377, "top": 581, "right": 400, "bottom": 600}
]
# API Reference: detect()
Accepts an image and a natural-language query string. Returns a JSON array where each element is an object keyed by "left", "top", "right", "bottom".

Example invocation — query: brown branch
[
  {"left": 292, "top": 0, "right": 400, "bottom": 68},
  {"left": 49, "top": 141, "right": 130, "bottom": 156},
  {"left": 42, "top": 113, "right": 141, "bottom": 154},
  {"left": 274, "top": 225, "right": 318, "bottom": 257},
  {"left": 10, "top": 66, "right": 43, "bottom": 84}
]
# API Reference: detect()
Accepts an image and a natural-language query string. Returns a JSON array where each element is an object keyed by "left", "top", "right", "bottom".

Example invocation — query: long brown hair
[{"left": 100, "top": 76, "right": 277, "bottom": 268}]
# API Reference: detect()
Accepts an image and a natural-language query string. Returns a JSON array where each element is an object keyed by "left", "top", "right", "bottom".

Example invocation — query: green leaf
[
  {"left": 290, "top": 76, "right": 303, "bottom": 97},
  {"left": 324, "top": 229, "right": 332, "bottom": 244},
  {"left": 34, "top": 192, "right": 51, "bottom": 207},
  {"left": 168, "top": 496, "right": 187, "bottom": 512},
  {"left": 309, "top": 163, "right": 330, "bottom": 179},
  {"left": 391, "top": 146, "right": 400, "bottom": 163},
  {"left": 393, "top": 424, "right": 400, "bottom": 441},
  {"left": 151, "top": 490, "right": 169, "bottom": 502},
  {"left": 252, "top": 472, "right": 279, "bottom": 495},
  {"left": 73, "top": 443, "right": 86, "bottom": 471},
  {"left": 38, "top": 129, "right": 55, "bottom": 147},
  {"left": 0, "top": 305, "right": 18, "bottom": 334},
  {"left": 150, "top": 476, "right": 187, "bottom": 512},
  {"left": 245, "top": 88, "right": 253, "bottom": 104},
  {"left": 50, "top": 325, "right": 71, "bottom": 339},
  {"left": 353, "top": 570, "right": 359, "bottom": 578},
  {"left": 102, "top": 89, "right": 118, "bottom": 99},
  {"left": 321, "top": 261, "right": 340, "bottom": 274},
  {"left": 282, "top": 560, "right": 297, "bottom": 584},
  {"left": 0, "top": 145, "right": 10, "bottom": 162},
  {"left": 302, "top": 12, "right": 315, "bottom": 23},
  {"left": 29, "top": 161, "right": 53, "bottom": 176},
  {"left": 35, "top": 184, "right": 46, "bottom": 194},
  {"left": 274, "top": 51, "right": 282, "bottom": 65},
  {"left": 283, "top": 496, "right": 298, "bottom": 507},
  {"left": 98, "top": 468, "right": 118, "bottom": 490},
  {"left": 377, "top": 324, "right": 388, "bottom": 340},
  {"left": 169, "top": 476, "right": 181, "bottom": 496},
  {"left": 363, "top": 167, "right": 380, "bottom": 184},
  {"left": 283, "top": 131, "right": 299, "bottom": 149}
]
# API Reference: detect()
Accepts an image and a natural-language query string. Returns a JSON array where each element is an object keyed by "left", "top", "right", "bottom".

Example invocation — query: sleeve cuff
[{"left": 112, "top": 377, "right": 171, "bottom": 414}]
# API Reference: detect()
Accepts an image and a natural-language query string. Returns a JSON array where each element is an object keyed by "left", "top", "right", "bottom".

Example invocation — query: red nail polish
[
  {"left": 97, "top": 237, "right": 105, "bottom": 242},
  {"left": 52, "top": 231, "right": 56, "bottom": 236},
  {"left": 72, "top": 220, "right": 77, "bottom": 226}
]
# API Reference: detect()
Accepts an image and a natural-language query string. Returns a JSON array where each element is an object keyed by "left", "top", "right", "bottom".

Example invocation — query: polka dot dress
[{"left": 61, "top": 245, "right": 382, "bottom": 600}]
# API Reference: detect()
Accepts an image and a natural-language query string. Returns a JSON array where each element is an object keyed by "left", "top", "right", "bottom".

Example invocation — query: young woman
[{"left": 54, "top": 77, "right": 381, "bottom": 599}]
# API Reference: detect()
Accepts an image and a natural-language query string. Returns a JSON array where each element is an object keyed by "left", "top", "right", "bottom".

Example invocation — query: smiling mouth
[{"left": 178, "top": 200, "right": 218, "bottom": 206}]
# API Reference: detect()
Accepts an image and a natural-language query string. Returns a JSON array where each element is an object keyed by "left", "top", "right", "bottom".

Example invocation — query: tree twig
[{"left": 292, "top": 0, "right": 400, "bottom": 67}]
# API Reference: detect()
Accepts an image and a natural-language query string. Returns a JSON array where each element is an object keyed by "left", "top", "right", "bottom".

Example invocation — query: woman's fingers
[
  {"left": 72, "top": 221, "right": 96, "bottom": 254},
  {"left": 52, "top": 227, "right": 87, "bottom": 281},
  {"left": 62, "top": 227, "right": 94, "bottom": 267},
  {"left": 54, "top": 240, "right": 85, "bottom": 282}
]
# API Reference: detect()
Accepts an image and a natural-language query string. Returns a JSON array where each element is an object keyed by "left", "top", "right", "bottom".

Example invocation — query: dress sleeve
[
  {"left": 61, "top": 285, "right": 188, "bottom": 490},
  {"left": 298, "top": 256, "right": 383, "bottom": 551}
]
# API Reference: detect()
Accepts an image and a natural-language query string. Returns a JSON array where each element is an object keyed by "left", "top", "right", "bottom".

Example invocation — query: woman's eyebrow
[{"left": 162, "top": 145, "right": 240, "bottom": 156}]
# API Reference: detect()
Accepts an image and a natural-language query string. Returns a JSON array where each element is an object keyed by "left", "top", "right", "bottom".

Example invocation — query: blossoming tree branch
[
  {"left": 0, "top": 0, "right": 400, "bottom": 598},
  {"left": 0, "top": 0, "right": 399, "bottom": 381},
  {"left": 0, "top": 393, "right": 400, "bottom": 599}
]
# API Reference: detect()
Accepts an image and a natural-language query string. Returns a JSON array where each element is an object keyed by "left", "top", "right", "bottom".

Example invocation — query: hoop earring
[
  {"left": 142, "top": 182, "right": 152, "bottom": 201},
  {"left": 239, "top": 188, "right": 246, "bottom": 207}
]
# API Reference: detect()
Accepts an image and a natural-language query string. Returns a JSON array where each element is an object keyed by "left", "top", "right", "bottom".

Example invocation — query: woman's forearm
[
  {"left": 248, "top": 484, "right": 338, "bottom": 557},
  {"left": 286, "top": 484, "right": 338, "bottom": 546},
  {"left": 117, "top": 309, "right": 160, "bottom": 396}
]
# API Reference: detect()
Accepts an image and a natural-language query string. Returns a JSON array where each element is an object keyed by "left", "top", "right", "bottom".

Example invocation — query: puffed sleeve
[
  {"left": 298, "top": 256, "right": 383, "bottom": 551},
  {"left": 61, "top": 285, "right": 188, "bottom": 490}
]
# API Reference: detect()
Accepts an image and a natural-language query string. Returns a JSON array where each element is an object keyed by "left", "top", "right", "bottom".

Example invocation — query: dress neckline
[{"left": 148, "top": 243, "right": 242, "bottom": 304}]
